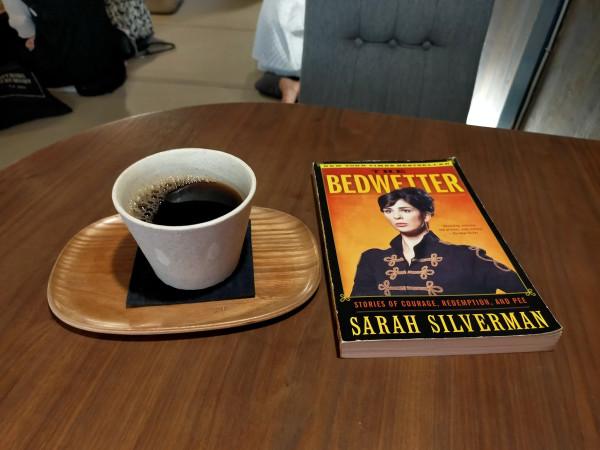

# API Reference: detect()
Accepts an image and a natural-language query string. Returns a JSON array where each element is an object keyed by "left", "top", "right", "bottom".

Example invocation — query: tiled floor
[{"left": 0, "top": 0, "right": 274, "bottom": 170}]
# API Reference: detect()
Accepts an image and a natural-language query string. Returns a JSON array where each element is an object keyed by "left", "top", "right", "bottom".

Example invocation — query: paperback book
[{"left": 312, "top": 158, "right": 562, "bottom": 358}]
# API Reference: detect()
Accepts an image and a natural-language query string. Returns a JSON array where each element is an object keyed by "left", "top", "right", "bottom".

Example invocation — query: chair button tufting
[
  {"left": 354, "top": 37, "right": 364, "bottom": 47},
  {"left": 422, "top": 40, "right": 432, "bottom": 51}
]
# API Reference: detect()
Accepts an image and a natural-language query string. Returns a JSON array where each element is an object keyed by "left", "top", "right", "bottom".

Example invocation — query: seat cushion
[{"left": 300, "top": 0, "right": 495, "bottom": 122}]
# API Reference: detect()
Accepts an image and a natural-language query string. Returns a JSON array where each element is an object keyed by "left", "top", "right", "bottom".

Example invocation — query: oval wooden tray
[{"left": 47, "top": 207, "right": 321, "bottom": 334}]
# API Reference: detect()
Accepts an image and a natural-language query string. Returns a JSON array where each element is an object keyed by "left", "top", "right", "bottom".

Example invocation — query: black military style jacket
[{"left": 351, "top": 231, "right": 525, "bottom": 297}]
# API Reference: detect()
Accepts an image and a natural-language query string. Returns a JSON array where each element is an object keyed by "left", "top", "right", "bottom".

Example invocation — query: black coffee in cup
[{"left": 129, "top": 176, "right": 243, "bottom": 226}]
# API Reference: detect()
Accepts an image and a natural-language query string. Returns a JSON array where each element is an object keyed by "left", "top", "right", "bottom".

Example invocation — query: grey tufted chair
[{"left": 299, "top": 0, "right": 495, "bottom": 122}]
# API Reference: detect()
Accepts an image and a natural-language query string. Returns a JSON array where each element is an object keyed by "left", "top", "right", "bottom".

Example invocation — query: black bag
[
  {"left": 0, "top": 61, "right": 72, "bottom": 130},
  {"left": 104, "top": 0, "right": 175, "bottom": 58}
]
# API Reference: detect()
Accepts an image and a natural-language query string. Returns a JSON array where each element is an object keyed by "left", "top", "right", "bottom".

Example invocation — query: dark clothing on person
[
  {"left": 351, "top": 231, "right": 525, "bottom": 297},
  {"left": 2, "top": 0, "right": 126, "bottom": 96}
]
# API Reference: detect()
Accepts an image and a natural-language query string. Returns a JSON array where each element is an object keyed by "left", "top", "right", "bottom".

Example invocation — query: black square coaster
[{"left": 126, "top": 223, "right": 255, "bottom": 307}]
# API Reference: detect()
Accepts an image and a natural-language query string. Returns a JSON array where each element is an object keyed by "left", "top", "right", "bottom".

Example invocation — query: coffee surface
[{"left": 129, "top": 176, "right": 243, "bottom": 226}]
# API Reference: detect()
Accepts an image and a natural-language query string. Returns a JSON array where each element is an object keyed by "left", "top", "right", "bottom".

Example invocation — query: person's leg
[
  {"left": 252, "top": 0, "right": 304, "bottom": 103},
  {"left": 279, "top": 76, "right": 300, "bottom": 103},
  {"left": 255, "top": 72, "right": 300, "bottom": 103}
]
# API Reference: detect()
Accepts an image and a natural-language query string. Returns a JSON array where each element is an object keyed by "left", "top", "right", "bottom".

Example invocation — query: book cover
[{"left": 312, "top": 158, "right": 562, "bottom": 358}]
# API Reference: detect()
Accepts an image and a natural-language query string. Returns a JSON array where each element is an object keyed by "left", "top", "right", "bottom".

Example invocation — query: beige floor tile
[
  {"left": 151, "top": 0, "right": 262, "bottom": 30},
  {"left": 128, "top": 27, "right": 261, "bottom": 88},
  {"left": 0, "top": 79, "right": 273, "bottom": 170}
]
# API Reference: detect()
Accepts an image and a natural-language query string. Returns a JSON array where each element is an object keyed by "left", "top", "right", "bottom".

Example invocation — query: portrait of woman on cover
[{"left": 351, "top": 188, "right": 526, "bottom": 297}]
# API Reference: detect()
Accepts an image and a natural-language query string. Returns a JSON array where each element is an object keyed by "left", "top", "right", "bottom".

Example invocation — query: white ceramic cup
[{"left": 112, "top": 148, "right": 256, "bottom": 290}]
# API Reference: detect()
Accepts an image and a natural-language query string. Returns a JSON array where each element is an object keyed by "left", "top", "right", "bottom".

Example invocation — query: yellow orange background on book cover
[{"left": 319, "top": 161, "right": 516, "bottom": 297}]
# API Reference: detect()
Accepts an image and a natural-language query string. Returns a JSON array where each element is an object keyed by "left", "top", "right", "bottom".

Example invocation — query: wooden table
[{"left": 1, "top": 103, "right": 598, "bottom": 448}]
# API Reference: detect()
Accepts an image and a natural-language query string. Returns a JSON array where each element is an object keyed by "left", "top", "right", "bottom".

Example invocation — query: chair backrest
[{"left": 299, "top": 0, "right": 495, "bottom": 122}]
